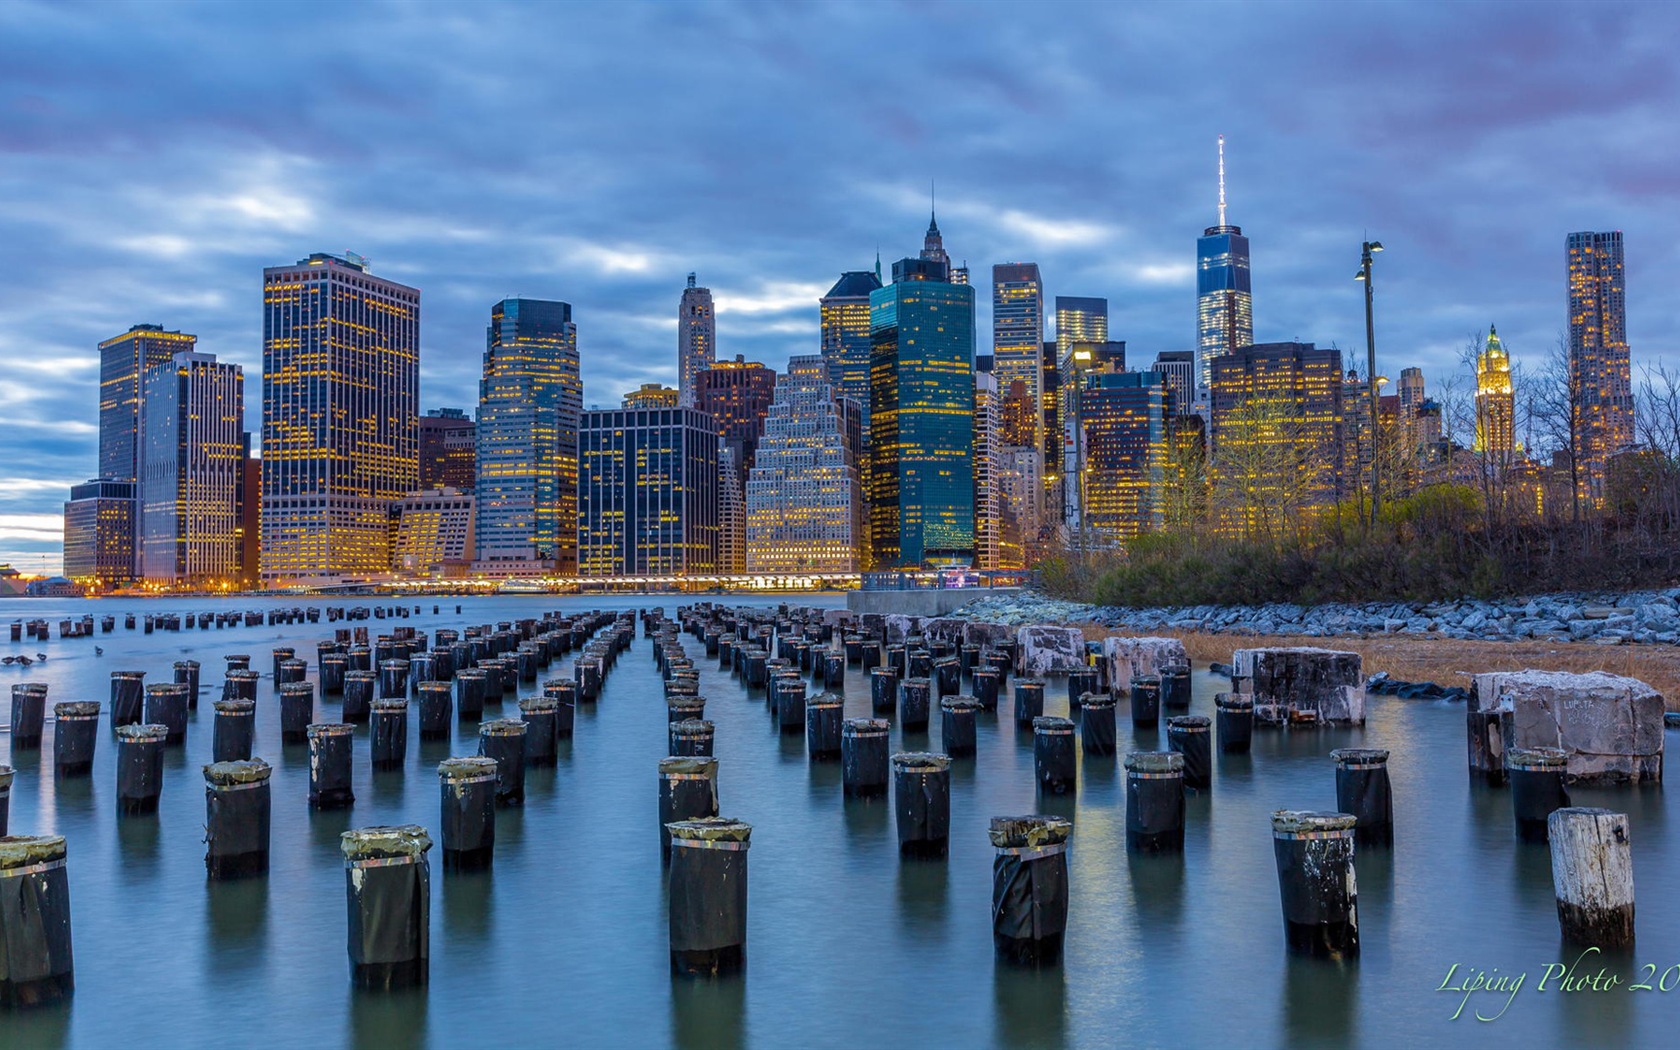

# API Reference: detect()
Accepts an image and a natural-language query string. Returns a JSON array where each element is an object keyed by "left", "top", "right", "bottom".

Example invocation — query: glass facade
[
  {"left": 391, "top": 488, "right": 475, "bottom": 576},
  {"left": 1567, "top": 231, "right": 1632, "bottom": 501},
  {"left": 745, "top": 354, "right": 862, "bottom": 573},
  {"left": 139, "top": 352, "right": 245, "bottom": 585},
  {"left": 475, "top": 298, "right": 581, "bottom": 572},
  {"left": 98, "top": 324, "right": 197, "bottom": 483},
  {"left": 678, "top": 274, "right": 716, "bottom": 408},
  {"left": 1080, "top": 371, "right": 1172, "bottom": 541},
  {"left": 868, "top": 259, "right": 976, "bottom": 568},
  {"left": 696, "top": 355, "right": 777, "bottom": 486},
  {"left": 820, "top": 270, "right": 883, "bottom": 431},
  {"left": 1196, "top": 225, "right": 1253, "bottom": 391},
  {"left": 261, "top": 253, "right": 419, "bottom": 584},
  {"left": 579, "top": 406, "right": 719, "bottom": 576},
  {"left": 62, "top": 479, "right": 137, "bottom": 587},
  {"left": 991, "top": 263, "right": 1044, "bottom": 449}
]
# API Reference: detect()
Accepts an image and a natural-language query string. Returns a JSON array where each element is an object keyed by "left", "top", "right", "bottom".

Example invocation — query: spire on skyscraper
[{"left": 1217, "top": 134, "right": 1227, "bottom": 227}]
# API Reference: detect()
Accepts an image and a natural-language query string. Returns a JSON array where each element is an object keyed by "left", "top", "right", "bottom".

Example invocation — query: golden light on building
[{"left": 1474, "top": 324, "right": 1515, "bottom": 456}]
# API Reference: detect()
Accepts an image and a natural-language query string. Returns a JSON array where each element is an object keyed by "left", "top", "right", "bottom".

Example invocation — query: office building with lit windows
[
  {"left": 696, "top": 355, "right": 777, "bottom": 485},
  {"left": 820, "top": 269, "right": 883, "bottom": 429},
  {"left": 745, "top": 355, "right": 863, "bottom": 573},
  {"left": 623, "top": 384, "right": 679, "bottom": 408},
  {"left": 1060, "top": 342, "right": 1126, "bottom": 529},
  {"left": 579, "top": 405, "right": 719, "bottom": 576},
  {"left": 260, "top": 252, "right": 419, "bottom": 585},
  {"left": 1475, "top": 326, "right": 1515, "bottom": 457},
  {"left": 1055, "top": 297, "right": 1108, "bottom": 366},
  {"left": 420, "top": 408, "right": 476, "bottom": 491},
  {"left": 1197, "top": 222, "right": 1253, "bottom": 392},
  {"left": 991, "top": 263, "right": 1044, "bottom": 447},
  {"left": 99, "top": 324, "right": 197, "bottom": 483},
  {"left": 678, "top": 274, "right": 716, "bottom": 407},
  {"left": 139, "top": 351, "right": 245, "bottom": 586},
  {"left": 391, "top": 488, "right": 475, "bottom": 577},
  {"left": 718, "top": 445, "right": 746, "bottom": 574},
  {"left": 62, "top": 479, "right": 137, "bottom": 588},
  {"left": 1567, "top": 231, "right": 1633, "bottom": 500},
  {"left": 1209, "top": 342, "right": 1344, "bottom": 534},
  {"left": 475, "top": 297, "right": 582, "bottom": 574},
  {"left": 1080, "top": 370, "right": 1172, "bottom": 542},
  {"left": 1152, "top": 351, "right": 1196, "bottom": 411},
  {"left": 868, "top": 256, "right": 976, "bottom": 568},
  {"left": 973, "top": 371, "right": 1005, "bottom": 570}
]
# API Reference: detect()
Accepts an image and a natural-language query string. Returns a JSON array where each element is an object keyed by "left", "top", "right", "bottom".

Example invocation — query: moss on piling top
[
  {"left": 988, "top": 816, "right": 1073, "bottom": 849},
  {"left": 479, "top": 717, "right": 526, "bottom": 735},
  {"left": 307, "top": 723, "right": 354, "bottom": 737},
  {"left": 370, "top": 698, "right": 408, "bottom": 711},
  {"left": 213, "top": 699, "right": 256, "bottom": 714},
  {"left": 659, "top": 756, "right": 719, "bottom": 776},
  {"left": 518, "top": 696, "right": 559, "bottom": 713},
  {"left": 204, "top": 759, "right": 272, "bottom": 785},
  {"left": 437, "top": 756, "right": 499, "bottom": 781},
  {"left": 891, "top": 752, "right": 951, "bottom": 772},
  {"left": 671, "top": 719, "right": 714, "bottom": 734},
  {"left": 1271, "top": 810, "right": 1358, "bottom": 834},
  {"left": 806, "top": 693, "right": 844, "bottom": 709},
  {"left": 1032, "top": 716, "right": 1076, "bottom": 732},
  {"left": 665, "top": 816, "right": 752, "bottom": 844},
  {"left": 116, "top": 723, "right": 168, "bottom": 742},
  {"left": 1124, "top": 750, "right": 1183, "bottom": 773},
  {"left": 1167, "top": 715, "right": 1211, "bottom": 730},
  {"left": 341, "top": 824, "right": 432, "bottom": 859},
  {"left": 53, "top": 701, "right": 100, "bottom": 718},
  {"left": 1329, "top": 747, "right": 1391, "bottom": 764},
  {"left": 0, "top": 834, "right": 67, "bottom": 868}
]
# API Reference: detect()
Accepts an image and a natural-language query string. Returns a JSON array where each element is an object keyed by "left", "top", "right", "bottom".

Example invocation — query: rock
[
  {"left": 1015, "top": 625, "right": 1088, "bottom": 677},
  {"left": 962, "top": 621, "right": 1015, "bottom": 652},
  {"left": 921, "top": 618, "right": 967, "bottom": 644},
  {"left": 1103, "top": 636, "right": 1189, "bottom": 693},
  {"left": 1232, "top": 646, "right": 1365, "bottom": 724},
  {"left": 882, "top": 615, "right": 921, "bottom": 645},
  {"left": 1473, "top": 670, "right": 1664, "bottom": 784}
]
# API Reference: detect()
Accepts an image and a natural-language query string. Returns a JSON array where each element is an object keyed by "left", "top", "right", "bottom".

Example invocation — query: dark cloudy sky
[{"left": 2, "top": 0, "right": 1676, "bottom": 573}]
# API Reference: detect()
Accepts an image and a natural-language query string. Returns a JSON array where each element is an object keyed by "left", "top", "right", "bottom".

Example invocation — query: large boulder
[
  {"left": 962, "top": 620, "right": 1016, "bottom": 652},
  {"left": 1472, "top": 670, "right": 1664, "bottom": 784},
  {"left": 922, "top": 618, "right": 968, "bottom": 644},
  {"left": 1016, "top": 625, "right": 1088, "bottom": 676},
  {"left": 1103, "top": 637, "right": 1189, "bottom": 694},
  {"left": 1233, "top": 646, "right": 1365, "bottom": 724},
  {"left": 883, "top": 614, "right": 922, "bottom": 646}
]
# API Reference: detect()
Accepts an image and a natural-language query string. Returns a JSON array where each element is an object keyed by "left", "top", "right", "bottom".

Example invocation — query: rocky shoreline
[{"left": 955, "top": 589, "right": 1680, "bottom": 647}]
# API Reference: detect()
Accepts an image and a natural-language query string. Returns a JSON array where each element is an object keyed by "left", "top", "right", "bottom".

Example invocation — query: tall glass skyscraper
[
  {"left": 62, "top": 479, "right": 137, "bottom": 588},
  {"left": 991, "top": 263, "right": 1044, "bottom": 447},
  {"left": 139, "top": 351, "right": 245, "bottom": 585},
  {"left": 475, "top": 298, "right": 581, "bottom": 572},
  {"left": 745, "top": 355, "right": 862, "bottom": 573},
  {"left": 261, "top": 252, "right": 419, "bottom": 584},
  {"left": 98, "top": 324, "right": 197, "bottom": 483},
  {"left": 1080, "top": 370, "right": 1172, "bottom": 541},
  {"left": 579, "top": 405, "right": 719, "bottom": 576},
  {"left": 1054, "top": 296, "right": 1108, "bottom": 365},
  {"left": 869, "top": 256, "right": 976, "bottom": 568},
  {"left": 820, "top": 270, "right": 883, "bottom": 429},
  {"left": 1567, "top": 231, "right": 1632, "bottom": 501},
  {"left": 678, "top": 273, "right": 716, "bottom": 408},
  {"left": 1196, "top": 138, "right": 1252, "bottom": 391}
]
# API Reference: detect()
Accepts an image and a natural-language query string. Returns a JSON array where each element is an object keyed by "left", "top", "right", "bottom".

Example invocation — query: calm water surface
[{"left": 2, "top": 595, "right": 1677, "bottom": 1048}]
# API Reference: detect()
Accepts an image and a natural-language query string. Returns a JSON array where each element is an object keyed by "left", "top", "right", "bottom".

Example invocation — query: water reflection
[
  {"left": 1555, "top": 943, "right": 1635, "bottom": 1047},
  {"left": 669, "top": 973, "right": 746, "bottom": 1050},
  {"left": 895, "top": 854, "right": 949, "bottom": 935},
  {"left": 443, "top": 866, "right": 495, "bottom": 946},
  {"left": 992, "top": 963, "right": 1067, "bottom": 1049},
  {"left": 205, "top": 876, "right": 268, "bottom": 975},
  {"left": 115, "top": 811, "right": 160, "bottom": 883},
  {"left": 841, "top": 794, "right": 888, "bottom": 846},
  {"left": 349, "top": 985, "right": 429, "bottom": 1050},
  {"left": 1, "top": 998, "right": 71, "bottom": 1050},
  {"left": 1124, "top": 851, "right": 1184, "bottom": 931},
  {"left": 1281, "top": 956, "right": 1358, "bottom": 1045}
]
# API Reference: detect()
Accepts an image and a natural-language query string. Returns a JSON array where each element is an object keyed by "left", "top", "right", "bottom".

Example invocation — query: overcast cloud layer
[{"left": 2, "top": 0, "right": 1677, "bottom": 573}]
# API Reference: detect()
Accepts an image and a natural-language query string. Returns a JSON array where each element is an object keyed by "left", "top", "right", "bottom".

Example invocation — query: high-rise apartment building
[
  {"left": 1567, "top": 231, "right": 1633, "bottom": 500},
  {"left": 1398, "top": 367, "right": 1425, "bottom": 419},
  {"left": 261, "top": 252, "right": 419, "bottom": 584},
  {"left": 139, "top": 351, "right": 244, "bottom": 585},
  {"left": 1153, "top": 351, "right": 1196, "bottom": 410},
  {"left": 696, "top": 355, "right": 777, "bottom": 485},
  {"left": 820, "top": 270, "right": 883, "bottom": 429},
  {"left": 1197, "top": 137, "right": 1253, "bottom": 391},
  {"left": 98, "top": 324, "right": 197, "bottom": 483},
  {"left": 475, "top": 298, "right": 581, "bottom": 573},
  {"left": 678, "top": 273, "right": 716, "bottom": 407},
  {"left": 1475, "top": 326, "right": 1515, "bottom": 457},
  {"left": 1080, "top": 371, "right": 1172, "bottom": 542},
  {"left": 579, "top": 405, "right": 719, "bottom": 576},
  {"left": 62, "top": 479, "right": 137, "bottom": 588},
  {"left": 1209, "top": 342, "right": 1344, "bottom": 535},
  {"left": 992, "top": 264, "right": 1045, "bottom": 448},
  {"left": 391, "top": 488, "right": 475, "bottom": 577},
  {"left": 745, "top": 355, "right": 863, "bottom": 573},
  {"left": 420, "top": 408, "right": 476, "bottom": 491},
  {"left": 869, "top": 256, "right": 976, "bottom": 568},
  {"left": 973, "top": 371, "right": 1004, "bottom": 570},
  {"left": 717, "top": 445, "right": 746, "bottom": 574}
]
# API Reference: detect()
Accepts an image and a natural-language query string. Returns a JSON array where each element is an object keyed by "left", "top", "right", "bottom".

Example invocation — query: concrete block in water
[
  {"left": 1102, "top": 636, "right": 1188, "bottom": 695},
  {"left": 1015, "top": 626, "right": 1087, "bottom": 677},
  {"left": 1473, "top": 670, "right": 1663, "bottom": 784},
  {"left": 1232, "top": 646, "right": 1365, "bottom": 725}
]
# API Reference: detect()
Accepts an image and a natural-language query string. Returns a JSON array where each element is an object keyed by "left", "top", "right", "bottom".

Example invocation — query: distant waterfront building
[
  {"left": 1153, "top": 351, "right": 1196, "bottom": 410},
  {"left": 623, "top": 383, "right": 679, "bottom": 408},
  {"left": 745, "top": 355, "right": 863, "bottom": 573},
  {"left": 98, "top": 324, "right": 197, "bottom": 483},
  {"left": 62, "top": 479, "right": 137, "bottom": 588},
  {"left": 1475, "top": 326, "right": 1516, "bottom": 457},
  {"left": 973, "top": 371, "right": 1004, "bottom": 570},
  {"left": 820, "top": 270, "right": 883, "bottom": 430},
  {"left": 420, "top": 408, "right": 476, "bottom": 491},
  {"left": 475, "top": 298, "right": 581, "bottom": 574},
  {"left": 678, "top": 273, "right": 716, "bottom": 408},
  {"left": 717, "top": 445, "right": 746, "bottom": 574},
  {"left": 696, "top": 355, "right": 777, "bottom": 485},
  {"left": 139, "top": 351, "right": 244, "bottom": 586},
  {"left": 391, "top": 488, "right": 475, "bottom": 577},
  {"left": 869, "top": 255, "right": 976, "bottom": 568},
  {"left": 1080, "top": 371, "right": 1172, "bottom": 542},
  {"left": 1197, "top": 137, "right": 1253, "bottom": 391},
  {"left": 1567, "top": 231, "right": 1633, "bottom": 500},
  {"left": 992, "top": 263, "right": 1044, "bottom": 448},
  {"left": 1209, "top": 341, "right": 1343, "bottom": 534},
  {"left": 261, "top": 252, "right": 419, "bottom": 584},
  {"left": 579, "top": 406, "right": 719, "bottom": 576}
]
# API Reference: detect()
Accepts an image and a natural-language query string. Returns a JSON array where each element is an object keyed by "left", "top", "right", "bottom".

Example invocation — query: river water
[{"left": 2, "top": 594, "right": 1677, "bottom": 1048}]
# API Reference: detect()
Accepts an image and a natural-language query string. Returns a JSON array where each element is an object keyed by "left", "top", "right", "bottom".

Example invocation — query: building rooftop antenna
[{"left": 1217, "top": 135, "right": 1227, "bottom": 227}]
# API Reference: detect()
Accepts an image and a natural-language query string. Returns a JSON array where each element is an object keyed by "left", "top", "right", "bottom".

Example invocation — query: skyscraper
[
  {"left": 475, "top": 298, "right": 581, "bottom": 573},
  {"left": 745, "top": 355, "right": 863, "bottom": 573},
  {"left": 1197, "top": 136, "right": 1253, "bottom": 391},
  {"left": 678, "top": 273, "right": 716, "bottom": 407},
  {"left": 420, "top": 408, "right": 476, "bottom": 491},
  {"left": 1080, "top": 371, "right": 1172, "bottom": 542},
  {"left": 696, "top": 355, "right": 777, "bottom": 486},
  {"left": 820, "top": 270, "right": 883, "bottom": 428},
  {"left": 62, "top": 479, "right": 137, "bottom": 589},
  {"left": 1055, "top": 297, "right": 1108, "bottom": 367},
  {"left": 1475, "top": 325, "right": 1515, "bottom": 457},
  {"left": 139, "top": 351, "right": 244, "bottom": 585},
  {"left": 973, "top": 371, "right": 1004, "bottom": 570},
  {"left": 391, "top": 488, "right": 475, "bottom": 577},
  {"left": 1152, "top": 351, "right": 1196, "bottom": 410},
  {"left": 992, "top": 264, "right": 1045, "bottom": 447},
  {"left": 869, "top": 256, "right": 976, "bottom": 568},
  {"left": 1567, "top": 231, "right": 1633, "bottom": 499},
  {"left": 579, "top": 405, "right": 719, "bottom": 576},
  {"left": 261, "top": 252, "right": 419, "bottom": 585},
  {"left": 623, "top": 384, "right": 679, "bottom": 408},
  {"left": 98, "top": 324, "right": 197, "bottom": 483},
  {"left": 1398, "top": 367, "right": 1425, "bottom": 419},
  {"left": 717, "top": 445, "right": 746, "bottom": 574}
]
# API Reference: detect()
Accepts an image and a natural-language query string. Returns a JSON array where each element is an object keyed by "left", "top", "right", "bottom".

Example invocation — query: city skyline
[{"left": 4, "top": 2, "right": 1679, "bottom": 571}]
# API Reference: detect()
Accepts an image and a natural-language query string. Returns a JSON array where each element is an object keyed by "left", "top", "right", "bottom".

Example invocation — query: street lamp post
[{"left": 1358, "top": 240, "right": 1384, "bottom": 521}]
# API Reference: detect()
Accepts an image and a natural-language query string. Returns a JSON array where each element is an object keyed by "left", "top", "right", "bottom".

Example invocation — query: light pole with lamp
[{"left": 1357, "top": 240, "right": 1384, "bottom": 521}]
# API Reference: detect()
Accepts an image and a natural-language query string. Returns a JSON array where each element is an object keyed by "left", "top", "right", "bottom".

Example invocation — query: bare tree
[{"left": 1530, "top": 334, "right": 1584, "bottom": 523}]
